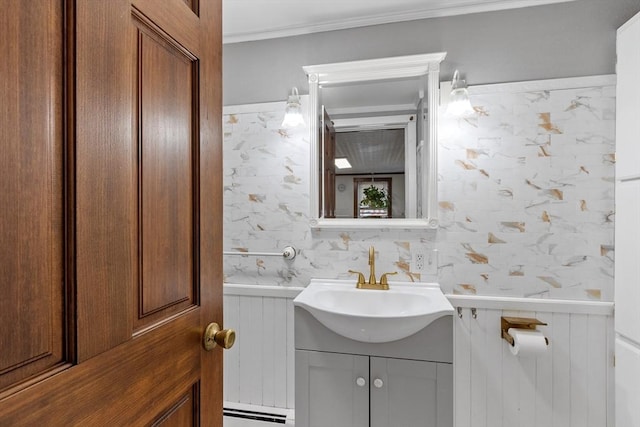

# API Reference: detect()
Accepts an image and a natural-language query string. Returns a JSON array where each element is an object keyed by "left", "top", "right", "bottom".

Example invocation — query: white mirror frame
[{"left": 303, "top": 52, "right": 446, "bottom": 230}]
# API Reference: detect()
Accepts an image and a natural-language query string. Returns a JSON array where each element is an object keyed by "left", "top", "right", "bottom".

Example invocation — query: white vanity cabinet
[{"left": 294, "top": 307, "right": 453, "bottom": 427}]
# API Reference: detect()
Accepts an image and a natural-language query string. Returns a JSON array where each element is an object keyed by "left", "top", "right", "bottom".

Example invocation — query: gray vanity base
[{"left": 294, "top": 307, "right": 453, "bottom": 427}]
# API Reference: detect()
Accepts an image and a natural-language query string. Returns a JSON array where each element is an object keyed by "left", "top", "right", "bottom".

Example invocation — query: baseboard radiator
[{"left": 223, "top": 407, "right": 288, "bottom": 424}]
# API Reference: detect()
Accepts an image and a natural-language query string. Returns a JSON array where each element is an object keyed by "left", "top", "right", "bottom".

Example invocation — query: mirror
[
  {"left": 304, "top": 53, "right": 446, "bottom": 230},
  {"left": 332, "top": 115, "right": 415, "bottom": 220}
]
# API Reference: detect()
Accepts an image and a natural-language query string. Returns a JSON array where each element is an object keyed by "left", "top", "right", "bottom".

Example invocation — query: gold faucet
[
  {"left": 348, "top": 246, "right": 397, "bottom": 290},
  {"left": 368, "top": 246, "right": 377, "bottom": 285}
]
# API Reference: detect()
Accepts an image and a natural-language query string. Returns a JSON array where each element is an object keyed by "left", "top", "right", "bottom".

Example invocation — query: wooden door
[
  {"left": 321, "top": 107, "right": 336, "bottom": 218},
  {"left": 0, "top": 0, "right": 224, "bottom": 425}
]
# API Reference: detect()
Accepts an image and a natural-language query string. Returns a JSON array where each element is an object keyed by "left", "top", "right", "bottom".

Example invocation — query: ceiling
[
  {"left": 222, "top": 0, "right": 575, "bottom": 43},
  {"left": 335, "top": 129, "right": 405, "bottom": 175}
]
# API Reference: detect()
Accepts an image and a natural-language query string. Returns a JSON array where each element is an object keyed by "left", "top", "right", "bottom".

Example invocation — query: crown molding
[
  {"left": 224, "top": 0, "right": 576, "bottom": 44},
  {"left": 467, "top": 74, "right": 616, "bottom": 95}
]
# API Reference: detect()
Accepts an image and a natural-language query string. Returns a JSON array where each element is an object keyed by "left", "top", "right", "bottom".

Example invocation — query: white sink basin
[{"left": 293, "top": 279, "right": 454, "bottom": 343}]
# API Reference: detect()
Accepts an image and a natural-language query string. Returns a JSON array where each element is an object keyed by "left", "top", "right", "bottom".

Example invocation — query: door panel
[
  {"left": 0, "top": 0, "right": 66, "bottom": 393},
  {"left": 0, "top": 311, "right": 201, "bottom": 425},
  {"left": 152, "top": 383, "right": 200, "bottom": 426},
  {"left": 180, "top": 0, "right": 200, "bottom": 16},
  {"left": 616, "top": 15, "right": 640, "bottom": 427},
  {"left": 616, "top": 12, "right": 640, "bottom": 180},
  {"left": 135, "top": 13, "right": 199, "bottom": 330},
  {"left": 133, "top": 0, "right": 202, "bottom": 56},
  {"left": 614, "top": 180, "right": 640, "bottom": 343},
  {"left": 295, "top": 350, "right": 369, "bottom": 427},
  {"left": 370, "top": 357, "right": 440, "bottom": 427},
  {"left": 0, "top": 0, "right": 223, "bottom": 424},
  {"left": 616, "top": 338, "right": 640, "bottom": 427},
  {"left": 75, "top": 0, "right": 137, "bottom": 360}
]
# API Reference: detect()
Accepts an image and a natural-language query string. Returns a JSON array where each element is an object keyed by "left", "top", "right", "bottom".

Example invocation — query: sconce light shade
[
  {"left": 282, "top": 87, "right": 305, "bottom": 128},
  {"left": 446, "top": 70, "right": 474, "bottom": 117}
]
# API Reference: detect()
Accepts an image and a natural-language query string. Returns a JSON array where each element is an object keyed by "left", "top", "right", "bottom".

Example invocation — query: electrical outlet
[{"left": 412, "top": 251, "right": 425, "bottom": 272}]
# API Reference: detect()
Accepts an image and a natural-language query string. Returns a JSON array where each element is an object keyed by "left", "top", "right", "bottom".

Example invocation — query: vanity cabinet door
[
  {"left": 370, "top": 357, "right": 453, "bottom": 427},
  {"left": 295, "top": 350, "right": 369, "bottom": 427}
]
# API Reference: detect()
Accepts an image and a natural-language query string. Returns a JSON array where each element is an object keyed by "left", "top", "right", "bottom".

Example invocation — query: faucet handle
[
  {"left": 348, "top": 270, "right": 366, "bottom": 286},
  {"left": 379, "top": 272, "right": 398, "bottom": 286}
]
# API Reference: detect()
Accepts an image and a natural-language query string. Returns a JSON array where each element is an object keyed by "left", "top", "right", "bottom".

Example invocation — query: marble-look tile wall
[{"left": 223, "top": 77, "right": 615, "bottom": 301}]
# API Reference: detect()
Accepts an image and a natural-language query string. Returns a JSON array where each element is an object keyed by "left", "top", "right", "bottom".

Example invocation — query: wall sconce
[
  {"left": 281, "top": 87, "right": 305, "bottom": 128},
  {"left": 445, "top": 70, "right": 474, "bottom": 117}
]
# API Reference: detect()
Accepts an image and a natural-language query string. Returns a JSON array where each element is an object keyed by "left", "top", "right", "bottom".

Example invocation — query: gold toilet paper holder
[{"left": 501, "top": 316, "right": 549, "bottom": 346}]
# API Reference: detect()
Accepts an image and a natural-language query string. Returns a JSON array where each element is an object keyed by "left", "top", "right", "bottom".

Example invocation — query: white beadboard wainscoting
[
  {"left": 449, "top": 295, "right": 615, "bottom": 427},
  {"left": 223, "top": 284, "right": 303, "bottom": 418}
]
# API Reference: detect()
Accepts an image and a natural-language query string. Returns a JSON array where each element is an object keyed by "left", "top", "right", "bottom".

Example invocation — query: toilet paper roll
[{"left": 508, "top": 328, "right": 548, "bottom": 357}]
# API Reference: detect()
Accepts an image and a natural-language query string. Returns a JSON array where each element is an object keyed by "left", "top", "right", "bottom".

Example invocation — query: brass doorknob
[{"left": 203, "top": 322, "right": 236, "bottom": 351}]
